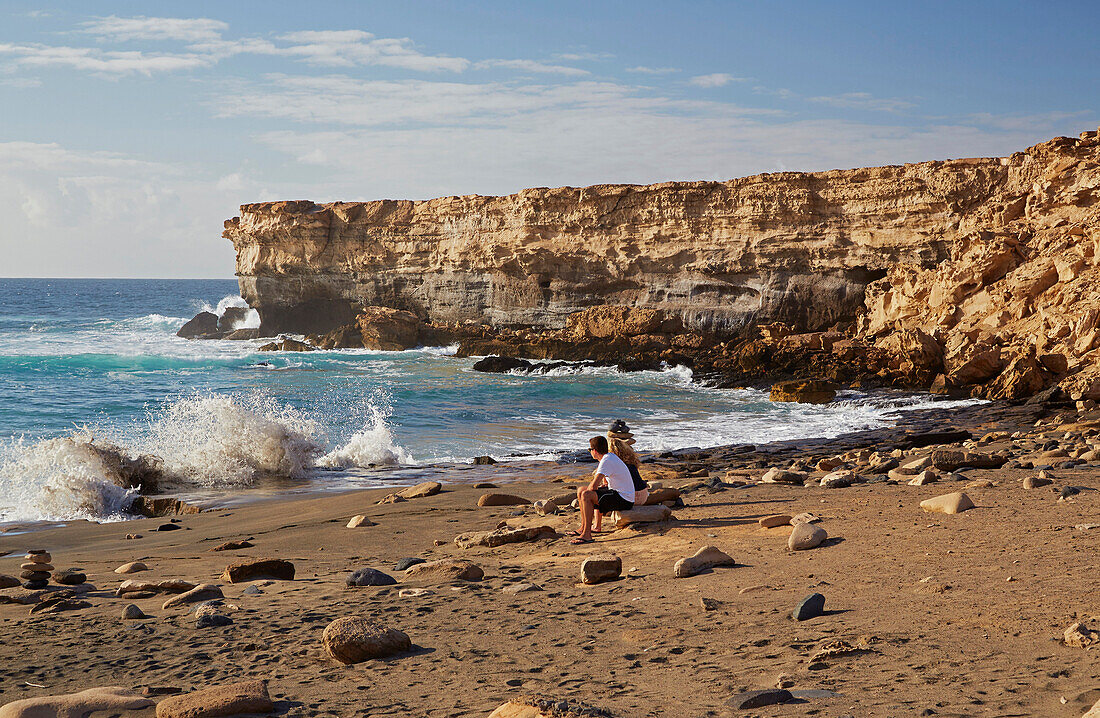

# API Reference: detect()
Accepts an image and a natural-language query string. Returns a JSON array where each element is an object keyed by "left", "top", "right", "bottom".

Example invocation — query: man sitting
[{"left": 570, "top": 435, "right": 635, "bottom": 544}]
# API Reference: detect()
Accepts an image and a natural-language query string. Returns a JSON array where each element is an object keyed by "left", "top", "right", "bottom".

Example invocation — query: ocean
[{"left": 0, "top": 278, "right": 975, "bottom": 526}]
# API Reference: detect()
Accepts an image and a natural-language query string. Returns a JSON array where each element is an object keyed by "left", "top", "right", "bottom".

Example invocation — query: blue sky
[{"left": 2, "top": 0, "right": 1097, "bottom": 277}]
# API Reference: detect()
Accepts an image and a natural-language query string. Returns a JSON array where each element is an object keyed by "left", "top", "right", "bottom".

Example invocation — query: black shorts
[{"left": 595, "top": 487, "right": 633, "bottom": 513}]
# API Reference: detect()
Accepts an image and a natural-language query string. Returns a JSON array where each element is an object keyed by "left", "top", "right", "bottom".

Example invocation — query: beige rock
[
  {"left": 477, "top": 493, "right": 532, "bottom": 507},
  {"left": 908, "top": 470, "right": 938, "bottom": 486},
  {"left": 1084, "top": 697, "right": 1100, "bottom": 718},
  {"left": 162, "top": 584, "right": 223, "bottom": 610},
  {"left": 1064, "top": 620, "right": 1100, "bottom": 648},
  {"left": 321, "top": 617, "right": 411, "bottom": 664},
  {"left": 454, "top": 525, "right": 557, "bottom": 549},
  {"left": 346, "top": 514, "right": 376, "bottom": 528},
  {"left": 396, "top": 481, "right": 442, "bottom": 499},
  {"left": 155, "top": 680, "right": 274, "bottom": 718},
  {"left": 920, "top": 492, "right": 975, "bottom": 514},
  {"left": 760, "top": 467, "right": 807, "bottom": 484},
  {"left": 403, "top": 559, "right": 484, "bottom": 582},
  {"left": 788, "top": 523, "right": 827, "bottom": 550},
  {"left": 0, "top": 687, "right": 153, "bottom": 718},
  {"left": 356, "top": 306, "right": 422, "bottom": 351},
  {"left": 533, "top": 499, "right": 558, "bottom": 515},
  {"left": 608, "top": 505, "right": 672, "bottom": 527},
  {"left": 769, "top": 379, "right": 837, "bottom": 404},
  {"left": 114, "top": 561, "right": 148, "bottom": 574},
  {"left": 221, "top": 559, "right": 294, "bottom": 583},
  {"left": 580, "top": 555, "right": 622, "bottom": 585},
  {"left": 790, "top": 512, "right": 821, "bottom": 524},
  {"left": 673, "top": 546, "right": 736, "bottom": 578},
  {"left": 1023, "top": 476, "right": 1053, "bottom": 489},
  {"left": 759, "top": 514, "right": 793, "bottom": 528},
  {"left": 643, "top": 487, "right": 681, "bottom": 504}
]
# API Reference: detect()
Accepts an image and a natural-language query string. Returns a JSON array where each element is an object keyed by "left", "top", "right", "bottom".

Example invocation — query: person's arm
[{"left": 589, "top": 471, "right": 606, "bottom": 491}]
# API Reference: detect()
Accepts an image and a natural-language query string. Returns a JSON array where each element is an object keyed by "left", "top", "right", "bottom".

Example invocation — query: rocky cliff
[{"left": 226, "top": 129, "right": 1100, "bottom": 400}]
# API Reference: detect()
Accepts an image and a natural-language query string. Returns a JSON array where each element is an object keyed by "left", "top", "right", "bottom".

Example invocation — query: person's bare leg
[
  {"left": 593, "top": 509, "right": 603, "bottom": 533},
  {"left": 576, "top": 489, "right": 596, "bottom": 540}
]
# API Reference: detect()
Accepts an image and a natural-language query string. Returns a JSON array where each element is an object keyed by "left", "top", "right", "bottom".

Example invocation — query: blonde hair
[{"left": 607, "top": 437, "right": 639, "bottom": 466}]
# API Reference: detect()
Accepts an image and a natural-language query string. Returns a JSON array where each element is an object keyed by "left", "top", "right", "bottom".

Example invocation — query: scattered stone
[
  {"left": 396, "top": 481, "right": 443, "bottom": 499},
  {"left": 966, "top": 479, "right": 995, "bottom": 489},
  {"left": 403, "top": 559, "right": 484, "bottom": 582},
  {"left": 1076, "top": 523, "right": 1100, "bottom": 531},
  {"left": 176, "top": 311, "right": 219, "bottom": 338},
  {"left": 125, "top": 534, "right": 142, "bottom": 540},
  {"left": 820, "top": 470, "right": 855, "bottom": 488},
  {"left": 196, "top": 612, "right": 233, "bottom": 629},
  {"left": 0, "top": 687, "right": 153, "bottom": 718},
  {"left": 920, "top": 492, "right": 975, "bottom": 515},
  {"left": 142, "top": 687, "right": 182, "bottom": 697},
  {"left": 701, "top": 597, "right": 723, "bottom": 611},
  {"left": 810, "top": 637, "right": 875, "bottom": 662},
  {"left": 760, "top": 467, "right": 807, "bottom": 484},
  {"left": 156, "top": 523, "right": 182, "bottom": 531},
  {"left": 322, "top": 616, "right": 411, "bottom": 664},
  {"left": 769, "top": 379, "right": 836, "bottom": 404},
  {"left": 346, "top": 515, "right": 376, "bottom": 528},
  {"left": 154, "top": 680, "right": 274, "bottom": 718},
  {"left": 122, "top": 604, "right": 146, "bottom": 620},
  {"left": 29, "top": 597, "right": 91, "bottom": 614},
  {"left": 473, "top": 482, "right": 499, "bottom": 489},
  {"left": 394, "top": 557, "right": 425, "bottom": 571},
  {"left": 1060, "top": 486, "right": 1082, "bottom": 500},
  {"left": 162, "top": 583, "right": 224, "bottom": 610},
  {"left": 488, "top": 697, "right": 614, "bottom": 718},
  {"left": 454, "top": 524, "right": 558, "bottom": 549},
  {"left": 673, "top": 546, "right": 737, "bottom": 578},
  {"left": 398, "top": 588, "right": 433, "bottom": 598},
  {"left": 725, "top": 688, "right": 793, "bottom": 711},
  {"left": 477, "top": 493, "right": 532, "bottom": 507},
  {"left": 533, "top": 499, "right": 558, "bottom": 515},
  {"left": 759, "top": 514, "right": 793, "bottom": 528},
  {"left": 210, "top": 540, "right": 253, "bottom": 552},
  {"left": 346, "top": 568, "right": 397, "bottom": 587},
  {"left": 117, "top": 578, "right": 196, "bottom": 597},
  {"left": 221, "top": 559, "right": 294, "bottom": 583},
  {"left": 908, "top": 470, "right": 938, "bottom": 486},
  {"left": 790, "top": 512, "right": 821, "bottom": 525},
  {"left": 53, "top": 569, "right": 87, "bottom": 586},
  {"left": 793, "top": 593, "right": 826, "bottom": 621},
  {"left": 1024, "top": 476, "right": 1053, "bottom": 489},
  {"left": 0, "top": 575, "right": 20, "bottom": 589},
  {"left": 502, "top": 582, "right": 542, "bottom": 594},
  {"left": 473, "top": 455, "right": 498, "bottom": 465},
  {"left": 1063, "top": 620, "right": 1100, "bottom": 648},
  {"left": 644, "top": 487, "right": 681, "bottom": 504},
  {"left": 115, "top": 561, "right": 148, "bottom": 574},
  {"left": 609, "top": 505, "right": 672, "bottom": 527},
  {"left": 580, "top": 555, "right": 622, "bottom": 585},
  {"left": 788, "top": 523, "right": 827, "bottom": 550}
]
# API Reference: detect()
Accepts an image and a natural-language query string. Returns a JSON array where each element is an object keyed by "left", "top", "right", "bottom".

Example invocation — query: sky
[{"left": 1, "top": 1, "right": 1098, "bottom": 278}]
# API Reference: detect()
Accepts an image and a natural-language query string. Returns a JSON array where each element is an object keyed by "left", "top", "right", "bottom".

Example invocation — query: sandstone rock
[
  {"left": 0, "top": 687, "right": 153, "bottom": 718},
  {"left": 1023, "top": 475, "right": 1053, "bottom": 489},
  {"left": 1084, "top": 698, "right": 1100, "bottom": 718},
  {"left": 357, "top": 306, "right": 422, "bottom": 350},
  {"left": 820, "top": 469, "right": 856, "bottom": 488},
  {"left": 908, "top": 470, "right": 938, "bottom": 486},
  {"left": 176, "top": 312, "right": 219, "bottom": 338},
  {"left": 115, "top": 561, "right": 148, "bottom": 574},
  {"left": 793, "top": 592, "right": 826, "bottom": 621},
  {"left": 566, "top": 305, "right": 679, "bottom": 338},
  {"left": 580, "top": 555, "right": 622, "bottom": 585},
  {"left": 221, "top": 559, "right": 294, "bottom": 583},
  {"left": 30, "top": 597, "right": 91, "bottom": 614},
  {"left": 816, "top": 457, "right": 845, "bottom": 471},
  {"left": 920, "top": 492, "right": 975, "bottom": 514},
  {"left": 769, "top": 379, "right": 837, "bottom": 404},
  {"left": 1063, "top": 620, "right": 1100, "bottom": 648},
  {"left": 608, "top": 505, "right": 672, "bottom": 527},
  {"left": 533, "top": 499, "right": 558, "bottom": 515},
  {"left": 673, "top": 546, "right": 736, "bottom": 578},
  {"left": 758, "top": 514, "right": 793, "bottom": 528},
  {"left": 210, "top": 540, "right": 253, "bottom": 551},
  {"left": 788, "top": 523, "right": 827, "bottom": 550},
  {"left": 403, "top": 559, "right": 484, "bottom": 582},
  {"left": 397, "top": 481, "right": 443, "bottom": 498},
  {"left": 346, "top": 515, "right": 376, "bottom": 528},
  {"left": 790, "top": 512, "right": 821, "bottom": 525},
  {"left": 760, "top": 467, "right": 807, "bottom": 484},
  {"left": 930, "top": 449, "right": 1005, "bottom": 471},
  {"left": 502, "top": 582, "right": 542, "bottom": 594},
  {"left": 644, "top": 487, "right": 681, "bottom": 504},
  {"left": 162, "top": 584, "right": 223, "bottom": 610},
  {"left": 489, "top": 698, "right": 613, "bottom": 718},
  {"left": 454, "top": 525, "right": 558, "bottom": 549},
  {"left": 322, "top": 616, "right": 411, "bottom": 664},
  {"left": 154, "top": 680, "right": 274, "bottom": 718},
  {"left": 477, "top": 493, "right": 532, "bottom": 507},
  {"left": 122, "top": 604, "right": 146, "bottom": 620},
  {"left": 346, "top": 568, "right": 397, "bottom": 587},
  {"left": 128, "top": 496, "right": 201, "bottom": 517}
]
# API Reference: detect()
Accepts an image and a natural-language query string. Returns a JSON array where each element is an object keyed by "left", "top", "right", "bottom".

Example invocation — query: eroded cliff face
[{"left": 227, "top": 153, "right": 1021, "bottom": 335}]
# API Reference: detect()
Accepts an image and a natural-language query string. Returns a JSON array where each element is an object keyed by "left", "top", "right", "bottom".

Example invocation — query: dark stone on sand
[
  {"left": 53, "top": 569, "right": 87, "bottom": 586},
  {"left": 346, "top": 568, "right": 397, "bottom": 587},
  {"left": 222, "top": 559, "right": 295, "bottom": 583},
  {"left": 471, "top": 356, "right": 534, "bottom": 373},
  {"left": 473, "top": 455, "right": 498, "bottom": 465},
  {"left": 1060, "top": 486, "right": 1082, "bottom": 499},
  {"left": 473, "top": 482, "right": 498, "bottom": 489},
  {"left": 726, "top": 689, "right": 793, "bottom": 710},
  {"left": 0, "top": 574, "right": 20, "bottom": 589},
  {"left": 793, "top": 593, "right": 826, "bottom": 621},
  {"left": 156, "top": 523, "right": 183, "bottom": 531},
  {"left": 210, "top": 540, "right": 254, "bottom": 552},
  {"left": 22, "top": 580, "right": 48, "bottom": 590},
  {"left": 394, "top": 557, "right": 425, "bottom": 571},
  {"left": 196, "top": 613, "right": 234, "bottom": 628},
  {"left": 122, "top": 604, "right": 146, "bottom": 620},
  {"left": 177, "top": 311, "right": 219, "bottom": 338},
  {"left": 20, "top": 570, "right": 50, "bottom": 580},
  {"left": 903, "top": 429, "right": 972, "bottom": 448}
]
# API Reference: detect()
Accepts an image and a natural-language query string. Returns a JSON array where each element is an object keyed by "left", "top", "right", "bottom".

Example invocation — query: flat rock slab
[
  {"left": 760, "top": 468, "right": 807, "bottom": 484},
  {"left": 322, "top": 616, "right": 411, "bottom": 664},
  {"left": 674, "top": 546, "right": 736, "bottom": 578},
  {"left": 788, "top": 523, "right": 828, "bottom": 550},
  {"left": 454, "top": 524, "right": 558, "bottom": 549},
  {"left": 162, "top": 584, "right": 223, "bottom": 610},
  {"left": 221, "top": 559, "right": 294, "bottom": 583},
  {"left": 209, "top": 540, "right": 253, "bottom": 551},
  {"left": 580, "top": 555, "right": 622, "bottom": 585},
  {"left": 759, "top": 514, "right": 793, "bottom": 528},
  {"left": 114, "top": 561, "right": 148, "bottom": 574},
  {"left": 609, "top": 505, "right": 672, "bottom": 527},
  {"left": 117, "top": 579, "right": 195, "bottom": 597},
  {"left": 397, "top": 481, "right": 442, "bottom": 499},
  {"left": 0, "top": 575, "right": 20, "bottom": 590},
  {"left": 346, "top": 568, "right": 397, "bottom": 587},
  {"left": 920, "top": 492, "right": 975, "bottom": 514},
  {"left": 155, "top": 680, "right": 274, "bottom": 718},
  {"left": 725, "top": 688, "right": 793, "bottom": 711},
  {"left": 489, "top": 698, "right": 614, "bottom": 718},
  {"left": 793, "top": 592, "right": 826, "bottom": 621},
  {"left": 477, "top": 493, "right": 532, "bottom": 507},
  {"left": 0, "top": 687, "right": 153, "bottom": 718},
  {"left": 404, "top": 559, "right": 484, "bottom": 582}
]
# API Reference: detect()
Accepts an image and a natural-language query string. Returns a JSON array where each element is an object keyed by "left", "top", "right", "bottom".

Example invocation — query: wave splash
[
  {"left": 200, "top": 295, "right": 261, "bottom": 331},
  {"left": 0, "top": 392, "right": 410, "bottom": 524}
]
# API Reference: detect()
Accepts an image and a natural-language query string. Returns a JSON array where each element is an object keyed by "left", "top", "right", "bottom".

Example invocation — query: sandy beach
[{"left": 3, "top": 405, "right": 1099, "bottom": 718}]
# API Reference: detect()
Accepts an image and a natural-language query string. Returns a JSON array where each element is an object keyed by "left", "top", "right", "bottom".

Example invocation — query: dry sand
[{"left": 2, "top": 431, "right": 1100, "bottom": 717}]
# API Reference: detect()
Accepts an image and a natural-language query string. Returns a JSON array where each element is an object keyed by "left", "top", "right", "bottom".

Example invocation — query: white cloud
[
  {"left": 626, "top": 65, "right": 678, "bottom": 75},
  {"left": 272, "top": 30, "right": 469, "bottom": 72},
  {"left": 0, "top": 42, "right": 212, "bottom": 76},
  {"left": 688, "top": 73, "right": 747, "bottom": 88},
  {"left": 808, "top": 91, "right": 915, "bottom": 113},
  {"left": 553, "top": 52, "right": 614, "bottom": 61},
  {"left": 474, "top": 59, "right": 589, "bottom": 76},
  {"left": 80, "top": 16, "right": 229, "bottom": 43}
]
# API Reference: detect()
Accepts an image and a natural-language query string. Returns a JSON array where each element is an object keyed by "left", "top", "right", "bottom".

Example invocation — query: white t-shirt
[{"left": 596, "top": 453, "right": 635, "bottom": 503}]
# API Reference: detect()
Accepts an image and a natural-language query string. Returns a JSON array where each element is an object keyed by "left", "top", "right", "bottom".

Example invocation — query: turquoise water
[{"left": 0, "top": 279, "right": 972, "bottom": 523}]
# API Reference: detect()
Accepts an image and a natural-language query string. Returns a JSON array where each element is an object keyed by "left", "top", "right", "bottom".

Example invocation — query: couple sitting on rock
[{"left": 569, "top": 435, "right": 648, "bottom": 544}]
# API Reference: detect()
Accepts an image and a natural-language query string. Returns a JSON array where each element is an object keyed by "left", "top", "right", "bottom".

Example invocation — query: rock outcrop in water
[{"left": 225, "top": 130, "right": 1100, "bottom": 400}]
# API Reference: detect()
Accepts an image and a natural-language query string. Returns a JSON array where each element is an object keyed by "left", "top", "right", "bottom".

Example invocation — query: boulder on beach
[
  {"left": 580, "top": 555, "right": 622, "bottom": 585},
  {"left": 221, "top": 559, "right": 294, "bottom": 583},
  {"left": 162, "top": 584, "right": 223, "bottom": 610},
  {"left": 454, "top": 525, "right": 558, "bottom": 549},
  {"left": 920, "top": 492, "right": 975, "bottom": 515},
  {"left": 673, "top": 546, "right": 736, "bottom": 578},
  {"left": 477, "top": 493, "right": 532, "bottom": 507},
  {"left": 403, "top": 559, "right": 484, "bottom": 582},
  {"left": 154, "top": 680, "right": 274, "bottom": 718},
  {"left": 489, "top": 697, "right": 614, "bottom": 718},
  {"left": 346, "top": 568, "right": 397, "bottom": 587},
  {"left": 609, "top": 505, "right": 672, "bottom": 527},
  {"left": 397, "top": 481, "right": 442, "bottom": 499},
  {"left": 114, "top": 561, "right": 148, "bottom": 574},
  {"left": 788, "top": 523, "right": 827, "bottom": 550},
  {"left": 322, "top": 616, "right": 411, "bottom": 664},
  {"left": 346, "top": 515, "right": 376, "bottom": 528},
  {"left": 759, "top": 514, "right": 793, "bottom": 528},
  {"left": 0, "top": 687, "right": 153, "bottom": 718},
  {"left": 769, "top": 379, "right": 837, "bottom": 404}
]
